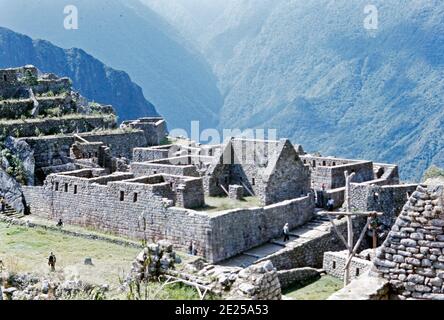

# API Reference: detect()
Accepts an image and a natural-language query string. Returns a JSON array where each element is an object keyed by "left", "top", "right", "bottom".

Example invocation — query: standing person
[
  {"left": 188, "top": 241, "right": 194, "bottom": 255},
  {"left": 327, "top": 198, "right": 335, "bottom": 211},
  {"left": 0, "top": 197, "right": 5, "bottom": 213},
  {"left": 56, "top": 219, "right": 63, "bottom": 228},
  {"left": 48, "top": 252, "right": 56, "bottom": 272},
  {"left": 283, "top": 223, "right": 290, "bottom": 242},
  {"left": 192, "top": 242, "right": 198, "bottom": 256}
]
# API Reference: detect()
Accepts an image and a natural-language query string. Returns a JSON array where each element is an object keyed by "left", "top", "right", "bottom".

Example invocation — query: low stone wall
[
  {"left": 323, "top": 251, "right": 373, "bottom": 281},
  {"left": 277, "top": 267, "right": 320, "bottom": 290},
  {"left": 227, "top": 261, "right": 282, "bottom": 300},
  {"left": 133, "top": 147, "right": 171, "bottom": 162},
  {"left": 131, "top": 162, "right": 199, "bottom": 178}
]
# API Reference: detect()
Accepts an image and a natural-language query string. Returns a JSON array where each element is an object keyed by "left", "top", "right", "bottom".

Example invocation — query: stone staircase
[
  {"left": 218, "top": 210, "right": 334, "bottom": 268},
  {"left": 1, "top": 202, "right": 24, "bottom": 219}
]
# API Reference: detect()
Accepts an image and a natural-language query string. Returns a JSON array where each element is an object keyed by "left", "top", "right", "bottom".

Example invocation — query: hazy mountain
[
  {"left": 0, "top": 27, "right": 158, "bottom": 121},
  {"left": 0, "top": 0, "right": 223, "bottom": 130},
  {"left": 143, "top": 0, "right": 444, "bottom": 182}
]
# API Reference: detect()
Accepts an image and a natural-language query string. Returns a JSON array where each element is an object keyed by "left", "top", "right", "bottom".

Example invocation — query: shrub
[{"left": 423, "top": 165, "right": 444, "bottom": 182}]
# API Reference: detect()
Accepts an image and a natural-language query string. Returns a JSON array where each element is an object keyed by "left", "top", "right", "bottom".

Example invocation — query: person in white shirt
[{"left": 283, "top": 223, "right": 290, "bottom": 242}]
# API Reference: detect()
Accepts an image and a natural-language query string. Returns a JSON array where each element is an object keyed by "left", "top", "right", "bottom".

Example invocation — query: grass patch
[
  {"left": 194, "top": 196, "right": 262, "bottom": 213},
  {"left": 423, "top": 165, "right": 444, "bottom": 182},
  {"left": 0, "top": 223, "right": 140, "bottom": 296},
  {"left": 283, "top": 275, "right": 343, "bottom": 300},
  {"left": 0, "top": 222, "right": 203, "bottom": 300}
]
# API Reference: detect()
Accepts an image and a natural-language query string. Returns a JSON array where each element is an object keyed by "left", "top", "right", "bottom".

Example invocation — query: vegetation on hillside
[{"left": 422, "top": 165, "right": 444, "bottom": 182}]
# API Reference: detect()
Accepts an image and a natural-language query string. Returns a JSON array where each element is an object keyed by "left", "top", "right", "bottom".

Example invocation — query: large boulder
[
  {"left": 0, "top": 166, "right": 26, "bottom": 213},
  {"left": 4, "top": 136, "right": 35, "bottom": 186}
]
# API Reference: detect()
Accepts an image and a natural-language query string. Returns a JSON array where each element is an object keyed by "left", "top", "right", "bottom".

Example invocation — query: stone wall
[
  {"left": 24, "top": 173, "right": 315, "bottom": 263},
  {"left": 350, "top": 183, "right": 419, "bottom": 229},
  {"left": 323, "top": 251, "right": 373, "bottom": 281},
  {"left": 373, "top": 185, "right": 444, "bottom": 300},
  {"left": 209, "top": 194, "right": 315, "bottom": 262},
  {"left": 133, "top": 146, "right": 172, "bottom": 162},
  {"left": 121, "top": 118, "right": 168, "bottom": 146},
  {"left": 277, "top": 267, "right": 320, "bottom": 290},
  {"left": 228, "top": 139, "right": 311, "bottom": 205},
  {"left": 131, "top": 162, "right": 200, "bottom": 178},
  {"left": 23, "top": 170, "right": 213, "bottom": 258},
  {"left": 227, "top": 261, "right": 282, "bottom": 300},
  {"left": 310, "top": 161, "right": 375, "bottom": 190}
]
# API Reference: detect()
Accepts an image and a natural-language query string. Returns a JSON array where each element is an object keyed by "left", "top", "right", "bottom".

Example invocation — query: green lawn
[
  {"left": 195, "top": 196, "right": 262, "bottom": 213},
  {"left": 283, "top": 275, "right": 343, "bottom": 300},
  {"left": 0, "top": 222, "right": 204, "bottom": 300}
]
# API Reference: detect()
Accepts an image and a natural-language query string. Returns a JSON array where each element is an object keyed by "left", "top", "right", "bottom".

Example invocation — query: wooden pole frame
[{"left": 321, "top": 170, "right": 383, "bottom": 287}]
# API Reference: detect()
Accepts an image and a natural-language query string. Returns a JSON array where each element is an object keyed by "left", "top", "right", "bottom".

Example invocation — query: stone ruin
[
  {"left": 128, "top": 240, "right": 181, "bottom": 283},
  {"left": 226, "top": 261, "right": 282, "bottom": 300},
  {"left": 2, "top": 65, "right": 432, "bottom": 300},
  {"left": 128, "top": 241, "right": 283, "bottom": 301},
  {"left": 0, "top": 272, "right": 109, "bottom": 301}
]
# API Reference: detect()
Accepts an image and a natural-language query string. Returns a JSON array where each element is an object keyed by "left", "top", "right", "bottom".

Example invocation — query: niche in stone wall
[{"left": 120, "top": 191, "right": 125, "bottom": 201}]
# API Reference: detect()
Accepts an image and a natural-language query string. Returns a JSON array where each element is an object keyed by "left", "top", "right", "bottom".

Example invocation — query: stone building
[{"left": 132, "top": 138, "right": 311, "bottom": 206}]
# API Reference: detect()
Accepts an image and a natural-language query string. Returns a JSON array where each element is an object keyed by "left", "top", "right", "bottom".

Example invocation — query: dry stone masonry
[
  {"left": 227, "top": 261, "right": 282, "bottom": 300},
  {"left": 373, "top": 185, "right": 444, "bottom": 300}
]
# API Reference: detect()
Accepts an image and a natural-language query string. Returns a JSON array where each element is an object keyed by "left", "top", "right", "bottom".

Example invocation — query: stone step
[{"left": 243, "top": 252, "right": 262, "bottom": 259}]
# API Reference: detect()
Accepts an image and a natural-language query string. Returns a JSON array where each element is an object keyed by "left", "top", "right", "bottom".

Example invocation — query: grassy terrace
[
  {"left": 195, "top": 196, "right": 263, "bottom": 213},
  {"left": 0, "top": 113, "right": 114, "bottom": 125},
  {"left": 0, "top": 221, "right": 202, "bottom": 300}
]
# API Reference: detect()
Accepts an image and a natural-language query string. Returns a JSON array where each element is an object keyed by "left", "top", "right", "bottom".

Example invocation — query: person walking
[
  {"left": 283, "top": 223, "right": 290, "bottom": 242},
  {"left": 48, "top": 252, "right": 57, "bottom": 272}
]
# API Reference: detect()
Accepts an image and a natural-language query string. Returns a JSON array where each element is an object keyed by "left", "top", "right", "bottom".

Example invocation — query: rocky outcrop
[
  {"left": 4, "top": 136, "right": 34, "bottom": 186},
  {"left": 0, "top": 166, "right": 26, "bottom": 213}
]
